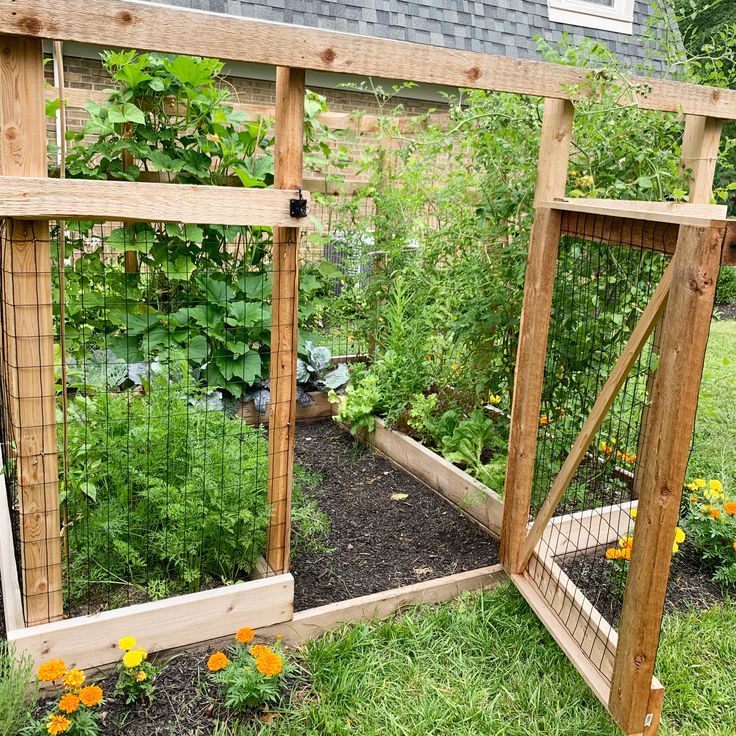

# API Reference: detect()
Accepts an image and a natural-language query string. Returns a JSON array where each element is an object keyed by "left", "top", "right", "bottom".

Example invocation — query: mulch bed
[
  {"left": 560, "top": 545, "right": 732, "bottom": 628},
  {"left": 714, "top": 302, "right": 736, "bottom": 321},
  {"left": 8, "top": 417, "right": 499, "bottom": 734},
  {"left": 292, "top": 419, "right": 500, "bottom": 610}
]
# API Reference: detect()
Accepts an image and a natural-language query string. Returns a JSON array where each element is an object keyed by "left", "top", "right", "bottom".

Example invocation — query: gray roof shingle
[{"left": 147, "top": 1, "right": 678, "bottom": 72}]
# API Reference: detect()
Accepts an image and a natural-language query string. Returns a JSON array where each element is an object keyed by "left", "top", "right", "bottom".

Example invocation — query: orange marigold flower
[
  {"left": 236, "top": 626, "right": 255, "bottom": 644},
  {"left": 250, "top": 644, "right": 270, "bottom": 659},
  {"left": 710, "top": 509, "right": 722, "bottom": 520},
  {"left": 46, "top": 715, "right": 72, "bottom": 736},
  {"left": 724, "top": 501, "right": 736, "bottom": 516},
  {"left": 621, "top": 548, "right": 632, "bottom": 561},
  {"left": 619, "top": 535, "right": 634, "bottom": 550},
  {"left": 605, "top": 548, "right": 619, "bottom": 560},
  {"left": 58, "top": 693, "right": 80, "bottom": 714},
  {"left": 79, "top": 685, "right": 103, "bottom": 707},
  {"left": 38, "top": 659, "right": 66, "bottom": 682},
  {"left": 135, "top": 670, "right": 147, "bottom": 683},
  {"left": 255, "top": 650, "right": 283, "bottom": 677},
  {"left": 207, "top": 651, "right": 230, "bottom": 672},
  {"left": 539, "top": 415, "right": 549, "bottom": 426},
  {"left": 62, "top": 668, "right": 85, "bottom": 689}
]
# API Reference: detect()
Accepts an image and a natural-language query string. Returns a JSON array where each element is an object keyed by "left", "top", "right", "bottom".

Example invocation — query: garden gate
[
  {"left": 0, "top": 3, "right": 735, "bottom": 735},
  {"left": 501, "top": 101, "right": 736, "bottom": 734}
]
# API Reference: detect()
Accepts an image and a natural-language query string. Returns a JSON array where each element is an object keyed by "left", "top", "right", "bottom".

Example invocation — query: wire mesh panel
[
  {"left": 0, "top": 218, "right": 289, "bottom": 620},
  {"left": 524, "top": 211, "right": 673, "bottom": 685}
]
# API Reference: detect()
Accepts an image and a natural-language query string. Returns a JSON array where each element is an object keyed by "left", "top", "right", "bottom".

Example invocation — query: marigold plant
[
  {"left": 207, "top": 626, "right": 291, "bottom": 713},
  {"left": 114, "top": 636, "right": 157, "bottom": 705},
  {"left": 27, "top": 659, "right": 104, "bottom": 736},
  {"left": 683, "top": 478, "right": 736, "bottom": 584}
]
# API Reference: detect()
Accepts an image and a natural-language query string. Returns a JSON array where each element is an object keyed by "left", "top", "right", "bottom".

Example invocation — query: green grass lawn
[
  {"left": 217, "top": 319, "right": 736, "bottom": 736},
  {"left": 688, "top": 318, "right": 736, "bottom": 490},
  {"left": 216, "top": 584, "right": 735, "bottom": 736}
]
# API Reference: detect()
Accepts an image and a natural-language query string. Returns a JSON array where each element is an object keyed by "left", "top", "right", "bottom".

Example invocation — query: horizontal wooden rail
[
  {"left": 544, "top": 198, "right": 728, "bottom": 226},
  {"left": 8, "top": 573, "right": 294, "bottom": 670},
  {"left": 0, "top": 176, "right": 308, "bottom": 225},
  {"left": 513, "top": 550, "right": 664, "bottom": 733},
  {"left": 5, "top": 0, "right": 736, "bottom": 119}
]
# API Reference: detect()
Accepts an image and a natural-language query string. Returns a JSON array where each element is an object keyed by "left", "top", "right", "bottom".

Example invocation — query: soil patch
[
  {"left": 714, "top": 302, "right": 736, "bottom": 321},
  {"left": 292, "top": 419, "right": 500, "bottom": 610},
  {"left": 560, "top": 545, "right": 732, "bottom": 628}
]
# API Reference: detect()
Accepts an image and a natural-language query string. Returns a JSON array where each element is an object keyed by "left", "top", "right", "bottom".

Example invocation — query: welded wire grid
[
  {"left": 0, "top": 219, "right": 291, "bottom": 621},
  {"left": 525, "top": 211, "right": 672, "bottom": 683},
  {"left": 299, "top": 195, "right": 375, "bottom": 359}
]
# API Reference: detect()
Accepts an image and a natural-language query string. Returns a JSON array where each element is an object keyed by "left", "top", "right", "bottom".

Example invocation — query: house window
[{"left": 547, "top": 0, "right": 635, "bottom": 35}]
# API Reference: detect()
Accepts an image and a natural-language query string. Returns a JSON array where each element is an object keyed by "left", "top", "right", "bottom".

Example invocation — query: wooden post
[
  {"left": 0, "top": 36, "right": 63, "bottom": 624},
  {"left": 500, "top": 98, "right": 573, "bottom": 574},
  {"left": 635, "top": 115, "right": 723, "bottom": 491},
  {"left": 265, "top": 67, "right": 305, "bottom": 575},
  {"left": 609, "top": 222, "right": 725, "bottom": 734}
]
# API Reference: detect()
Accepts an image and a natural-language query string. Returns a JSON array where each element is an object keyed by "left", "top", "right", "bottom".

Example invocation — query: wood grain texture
[
  {"left": 7, "top": 0, "right": 736, "bottom": 117},
  {"left": 8, "top": 574, "right": 294, "bottom": 671},
  {"left": 266, "top": 67, "right": 305, "bottom": 575},
  {"left": 256, "top": 565, "right": 506, "bottom": 646},
  {"left": 0, "top": 176, "right": 308, "bottom": 225},
  {"left": 609, "top": 224, "right": 725, "bottom": 734},
  {"left": 559, "top": 212, "right": 680, "bottom": 255},
  {"left": 519, "top": 262, "right": 673, "bottom": 568},
  {"left": 356, "top": 417, "right": 504, "bottom": 537},
  {"left": 544, "top": 198, "right": 727, "bottom": 226},
  {"left": 0, "top": 35, "right": 63, "bottom": 625},
  {"left": 681, "top": 115, "right": 724, "bottom": 204}
]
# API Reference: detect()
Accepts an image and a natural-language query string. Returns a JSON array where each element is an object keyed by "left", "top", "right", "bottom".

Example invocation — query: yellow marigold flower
[
  {"left": 123, "top": 650, "right": 145, "bottom": 669},
  {"left": 250, "top": 644, "right": 270, "bottom": 659},
  {"left": 79, "top": 685, "right": 103, "bottom": 707},
  {"left": 700, "top": 504, "right": 715, "bottom": 515},
  {"left": 672, "top": 542, "right": 680, "bottom": 554},
  {"left": 63, "top": 668, "right": 85, "bottom": 690},
  {"left": 619, "top": 535, "right": 634, "bottom": 550},
  {"left": 488, "top": 394, "right": 501, "bottom": 405},
  {"left": 687, "top": 482, "right": 699, "bottom": 491},
  {"left": 605, "top": 548, "right": 619, "bottom": 560},
  {"left": 621, "top": 547, "right": 632, "bottom": 561},
  {"left": 138, "top": 649, "right": 148, "bottom": 660},
  {"left": 236, "top": 627, "right": 255, "bottom": 644},
  {"left": 118, "top": 636, "right": 137, "bottom": 651},
  {"left": 38, "top": 659, "right": 66, "bottom": 682},
  {"left": 630, "top": 508, "right": 637, "bottom": 519},
  {"left": 58, "top": 693, "right": 80, "bottom": 714},
  {"left": 255, "top": 650, "right": 283, "bottom": 677},
  {"left": 709, "top": 479, "right": 723, "bottom": 493},
  {"left": 135, "top": 670, "right": 147, "bottom": 683},
  {"left": 694, "top": 479, "right": 706, "bottom": 489},
  {"left": 674, "top": 528, "right": 686, "bottom": 545},
  {"left": 725, "top": 501, "right": 736, "bottom": 516},
  {"left": 46, "top": 715, "right": 72, "bottom": 736},
  {"left": 207, "top": 651, "right": 230, "bottom": 672}
]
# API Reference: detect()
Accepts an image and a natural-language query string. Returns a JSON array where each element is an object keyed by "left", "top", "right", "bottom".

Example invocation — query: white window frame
[{"left": 547, "top": 0, "right": 635, "bottom": 35}]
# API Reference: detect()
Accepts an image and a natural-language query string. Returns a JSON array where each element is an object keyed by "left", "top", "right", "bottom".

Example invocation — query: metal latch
[{"left": 290, "top": 187, "right": 308, "bottom": 218}]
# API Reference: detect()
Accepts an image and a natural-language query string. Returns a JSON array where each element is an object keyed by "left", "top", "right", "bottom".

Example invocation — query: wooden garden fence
[{"left": 0, "top": 2, "right": 735, "bottom": 735}]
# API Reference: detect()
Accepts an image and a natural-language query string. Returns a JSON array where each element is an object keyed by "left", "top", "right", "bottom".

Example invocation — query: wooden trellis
[{"left": 0, "top": 3, "right": 735, "bottom": 734}]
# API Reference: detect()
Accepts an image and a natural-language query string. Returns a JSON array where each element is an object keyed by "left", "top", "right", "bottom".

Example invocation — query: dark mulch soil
[
  {"left": 561, "top": 545, "right": 732, "bottom": 628},
  {"left": 714, "top": 302, "right": 736, "bottom": 321},
  {"left": 292, "top": 419, "right": 500, "bottom": 610},
  {"left": 32, "top": 646, "right": 310, "bottom": 735}
]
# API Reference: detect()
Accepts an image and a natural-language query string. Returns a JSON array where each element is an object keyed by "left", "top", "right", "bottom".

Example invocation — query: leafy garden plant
[
  {"left": 24, "top": 660, "right": 104, "bottom": 736},
  {"left": 0, "top": 642, "right": 37, "bottom": 736},
  {"left": 207, "top": 627, "right": 290, "bottom": 712},
  {"left": 114, "top": 637, "right": 157, "bottom": 705},
  {"left": 683, "top": 478, "right": 736, "bottom": 584}
]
